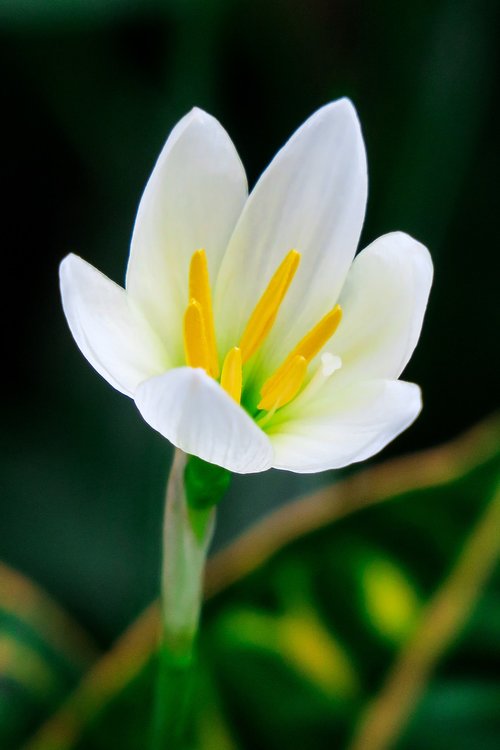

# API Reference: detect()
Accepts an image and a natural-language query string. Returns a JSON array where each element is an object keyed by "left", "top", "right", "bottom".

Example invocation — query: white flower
[{"left": 60, "top": 100, "right": 432, "bottom": 474}]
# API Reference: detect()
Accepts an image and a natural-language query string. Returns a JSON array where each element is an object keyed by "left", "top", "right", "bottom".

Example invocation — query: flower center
[{"left": 183, "top": 249, "right": 342, "bottom": 414}]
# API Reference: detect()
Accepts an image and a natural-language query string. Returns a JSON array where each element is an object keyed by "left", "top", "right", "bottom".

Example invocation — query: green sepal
[{"left": 184, "top": 455, "right": 231, "bottom": 510}]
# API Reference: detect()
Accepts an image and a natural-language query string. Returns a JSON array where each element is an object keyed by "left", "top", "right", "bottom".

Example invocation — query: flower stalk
[
  {"left": 152, "top": 449, "right": 215, "bottom": 750},
  {"left": 152, "top": 449, "right": 219, "bottom": 749}
]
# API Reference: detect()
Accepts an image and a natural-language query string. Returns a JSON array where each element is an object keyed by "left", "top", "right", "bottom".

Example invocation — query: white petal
[
  {"left": 135, "top": 368, "right": 273, "bottom": 473},
  {"left": 126, "top": 108, "right": 248, "bottom": 365},
  {"left": 268, "top": 379, "right": 421, "bottom": 473},
  {"left": 332, "top": 232, "right": 433, "bottom": 382},
  {"left": 60, "top": 254, "right": 168, "bottom": 396},
  {"left": 215, "top": 98, "right": 367, "bottom": 372}
]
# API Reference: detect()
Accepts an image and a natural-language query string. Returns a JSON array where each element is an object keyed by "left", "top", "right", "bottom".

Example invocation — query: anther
[
  {"left": 188, "top": 249, "right": 219, "bottom": 377},
  {"left": 261, "top": 304, "right": 342, "bottom": 400},
  {"left": 183, "top": 299, "right": 210, "bottom": 372},
  {"left": 239, "top": 250, "right": 301, "bottom": 363},
  {"left": 258, "top": 355, "right": 307, "bottom": 411},
  {"left": 220, "top": 347, "right": 243, "bottom": 404}
]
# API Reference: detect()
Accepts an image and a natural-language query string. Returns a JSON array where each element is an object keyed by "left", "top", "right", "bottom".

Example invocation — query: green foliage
[
  {"left": 0, "top": 564, "right": 98, "bottom": 749},
  {"left": 16, "top": 416, "right": 500, "bottom": 749}
]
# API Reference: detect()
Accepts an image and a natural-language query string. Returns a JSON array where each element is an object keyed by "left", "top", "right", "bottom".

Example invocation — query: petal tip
[
  {"left": 334, "top": 95, "right": 357, "bottom": 112},
  {"left": 188, "top": 105, "right": 211, "bottom": 121},
  {"left": 321, "top": 96, "right": 360, "bottom": 125},
  {"left": 184, "top": 106, "right": 224, "bottom": 132},
  {"left": 387, "top": 231, "right": 434, "bottom": 278},
  {"left": 59, "top": 251, "right": 78, "bottom": 267},
  {"left": 59, "top": 252, "right": 85, "bottom": 284}
]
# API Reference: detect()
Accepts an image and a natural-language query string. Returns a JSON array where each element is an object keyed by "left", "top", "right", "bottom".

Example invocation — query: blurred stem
[
  {"left": 152, "top": 449, "right": 215, "bottom": 750},
  {"left": 347, "top": 479, "right": 500, "bottom": 750}
]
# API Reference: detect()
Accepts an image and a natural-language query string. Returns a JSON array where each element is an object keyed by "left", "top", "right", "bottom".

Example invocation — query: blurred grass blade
[
  {"left": 346, "top": 479, "right": 500, "bottom": 750},
  {"left": 0, "top": 562, "right": 98, "bottom": 750}
]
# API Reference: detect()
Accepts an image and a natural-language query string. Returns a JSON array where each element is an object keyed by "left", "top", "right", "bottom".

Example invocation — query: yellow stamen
[
  {"left": 239, "top": 250, "right": 301, "bottom": 364},
  {"left": 261, "top": 304, "right": 342, "bottom": 399},
  {"left": 220, "top": 347, "right": 243, "bottom": 404},
  {"left": 183, "top": 299, "right": 210, "bottom": 372},
  {"left": 258, "top": 355, "right": 308, "bottom": 411},
  {"left": 189, "top": 249, "right": 219, "bottom": 377}
]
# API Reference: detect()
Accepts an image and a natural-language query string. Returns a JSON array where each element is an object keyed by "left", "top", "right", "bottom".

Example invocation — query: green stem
[{"left": 152, "top": 449, "right": 215, "bottom": 750}]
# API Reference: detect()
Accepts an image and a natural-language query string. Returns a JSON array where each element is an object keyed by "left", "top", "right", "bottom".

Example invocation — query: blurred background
[{"left": 0, "top": 1, "right": 499, "bottom": 748}]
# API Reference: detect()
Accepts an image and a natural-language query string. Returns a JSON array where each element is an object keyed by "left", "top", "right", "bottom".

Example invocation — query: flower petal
[
  {"left": 215, "top": 98, "right": 367, "bottom": 372},
  {"left": 135, "top": 368, "right": 273, "bottom": 473},
  {"left": 126, "top": 108, "right": 248, "bottom": 365},
  {"left": 268, "top": 379, "right": 421, "bottom": 473},
  {"left": 332, "top": 232, "right": 433, "bottom": 382},
  {"left": 60, "top": 254, "right": 168, "bottom": 396}
]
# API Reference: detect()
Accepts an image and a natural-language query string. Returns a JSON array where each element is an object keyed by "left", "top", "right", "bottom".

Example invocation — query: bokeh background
[{"left": 1, "top": 1, "right": 499, "bottom": 748}]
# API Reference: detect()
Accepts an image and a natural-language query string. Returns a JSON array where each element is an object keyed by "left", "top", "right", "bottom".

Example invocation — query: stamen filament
[
  {"left": 239, "top": 250, "right": 301, "bottom": 364},
  {"left": 183, "top": 247, "right": 342, "bottom": 416},
  {"left": 189, "top": 249, "right": 219, "bottom": 377},
  {"left": 261, "top": 304, "right": 342, "bottom": 399},
  {"left": 220, "top": 347, "right": 243, "bottom": 404},
  {"left": 258, "top": 355, "right": 307, "bottom": 411},
  {"left": 183, "top": 299, "right": 210, "bottom": 372}
]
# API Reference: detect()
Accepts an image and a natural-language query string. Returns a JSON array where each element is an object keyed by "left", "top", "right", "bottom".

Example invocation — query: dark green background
[{"left": 1, "top": 0, "right": 498, "bottom": 644}]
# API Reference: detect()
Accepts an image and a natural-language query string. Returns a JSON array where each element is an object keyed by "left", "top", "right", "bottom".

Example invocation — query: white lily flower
[{"left": 60, "top": 99, "right": 432, "bottom": 474}]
